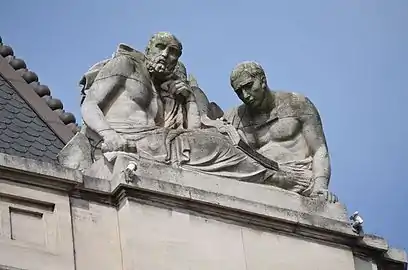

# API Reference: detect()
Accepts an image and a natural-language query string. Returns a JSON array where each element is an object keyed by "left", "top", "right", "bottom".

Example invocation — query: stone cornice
[
  {"left": 109, "top": 180, "right": 406, "bottom": 268},
  {"left": 111, "top": 182, "right": 406, "bottom": 268},
  {"left": 0, "top": 153, "right": 405, "bottom": 268},
  {"left": 0, "top": 153, "right": 82, "bottom": 191}
]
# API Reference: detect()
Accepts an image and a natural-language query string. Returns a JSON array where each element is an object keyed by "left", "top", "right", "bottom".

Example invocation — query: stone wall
[
  {"left": 116, "top": 198, "right": 355, "bottom": 270},
  {"left": 0, "top": 180, "right": 75, "bottom": 270},
  {"left": 0, "top": 153, "right": 405, "bottom": 270}
]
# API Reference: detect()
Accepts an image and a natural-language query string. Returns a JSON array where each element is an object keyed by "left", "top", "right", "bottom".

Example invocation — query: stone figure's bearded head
[
  {"left": 230, "top": 61, "right": 268, "bottom": 108},
  {"left": 145, "top": 32, "right": 183, "bottom": 79}
]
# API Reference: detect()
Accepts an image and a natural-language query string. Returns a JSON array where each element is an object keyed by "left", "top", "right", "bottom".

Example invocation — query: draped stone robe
[{"left": 64, "top": 44, "right": 272, "bottom": 183}]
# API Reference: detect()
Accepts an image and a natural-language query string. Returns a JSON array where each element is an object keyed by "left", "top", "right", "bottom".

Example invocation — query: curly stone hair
[
  {"left": 230, "top": 61, "right": 267, "bottom": 90},
  {"left": 145, "top": 32, "right": 183, "bottom": 57}
]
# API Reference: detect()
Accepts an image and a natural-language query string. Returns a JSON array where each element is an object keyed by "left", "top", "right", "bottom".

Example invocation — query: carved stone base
[{"left": 0, "top": 154, "right": 405, "bottom": 270}]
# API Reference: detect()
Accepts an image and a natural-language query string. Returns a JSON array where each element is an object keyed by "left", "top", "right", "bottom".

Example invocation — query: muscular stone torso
[
  {"left": 97, "top": 55, "right": 165, "bottom": 130},
  {"left": 228, "top": 92, "right": 311, "bottom": 162},
  {"left": 103, "top": 81, "right": 161, "bottom": 128}
]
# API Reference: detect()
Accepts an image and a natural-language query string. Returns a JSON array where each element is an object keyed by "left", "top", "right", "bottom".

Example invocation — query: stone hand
[
  {"left": 101, "top": 130, "right": 127, "bottom": 153},
  {"left": 267, "top": 170, "right": 311, "bottom": 191},
  {"left": 311, "top": 188, "right": 339, "bottom": 203},
  {"left": 168, "top": 79, "right": 193, "bottom": 98},
  {"left": 212, "top": 118, "right": 230, "bottom": 133}
]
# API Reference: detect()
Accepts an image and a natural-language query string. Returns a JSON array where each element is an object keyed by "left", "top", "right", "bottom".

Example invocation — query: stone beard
[{"left": 144, "top": 32, "right": 182, "bottom": 79}]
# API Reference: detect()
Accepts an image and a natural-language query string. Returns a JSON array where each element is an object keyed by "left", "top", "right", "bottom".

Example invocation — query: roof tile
[
  {"left": 0, "top": 74, "right": 65, "bottom": 162},
  {"left": 0, "top": 140, "right": 10, "bottom": 149},
  {"left": 18, "top": 131, "right": 37, "bottom": 143},
  {"left": 27, "top": 146, "right": 46, "bottom": 157},
  {"left": 3, "top": 128, "right": 21, "bottom": 139},
  {"left": 0, "top": 37, "right": 80, "bottom": 135}
]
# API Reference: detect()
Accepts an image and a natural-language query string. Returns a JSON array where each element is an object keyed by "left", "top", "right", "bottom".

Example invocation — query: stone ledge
[
  {"left": 0, "top": 153, "right": 405, "bottom": 267},
  {"left": 113, "top": 179, "right": 356, "bottom": 244},
  {"left": 384, "top": 247, "right": 408, "bottom": 264},
  {"left": 0, "top": 264, "right": 27, "bottom": 270},
  {"left": 0, "top": 153, "right": 82, "bottom": 191},
  {"left": 359, "top": 234, "right": 389, "bottom": 253},
  {"left": 110, "top": 180, "right": 407, "bottom": 267},
  {"left": 108, "top": 157, "right": 349, "bottom": 222}
]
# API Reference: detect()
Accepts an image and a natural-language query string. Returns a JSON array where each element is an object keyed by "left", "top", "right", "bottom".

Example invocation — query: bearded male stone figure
[
  {"left": 225, "top": 61, "right": 337, "bottom": 202},
  {"left": 78, "top": 32, "right": 275, "bottom": 182}
]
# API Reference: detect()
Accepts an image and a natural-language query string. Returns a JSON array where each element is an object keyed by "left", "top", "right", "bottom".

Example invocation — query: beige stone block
[
  {"left": 9, "top": 207, "right": 46, "bottom": 246},
  {"left": 0, "top": 179, "right": 75, "bottom": 270},
  {"left": 118, "top": 199, "right": 247, "bottom": 270},
  {"left": 241, "top": 228, "right": 355, "bottom": 270},
  {"left": 71, "top": 198, "right": 123, "bottom": 270},
  {"left": 353, "top": 256, "right": 378, "bottom": 270},
  {"left": 116, "top": 197, "right": 357, "bottom": 270},
  {"left": 121, "top": 158, "right": 349, "bottom": 222}
]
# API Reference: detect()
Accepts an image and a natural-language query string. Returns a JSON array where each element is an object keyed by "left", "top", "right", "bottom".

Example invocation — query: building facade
[{"left": 0, "top": 38, "right": 406, "bottom": 270}]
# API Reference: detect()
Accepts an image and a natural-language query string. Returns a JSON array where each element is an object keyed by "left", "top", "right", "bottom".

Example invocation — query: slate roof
[
  {"left": 0, "top": 74, "right": 65, "bottom": 161},
  {"left": 0, "top": 36, "right": 78, "bottom": 163}
]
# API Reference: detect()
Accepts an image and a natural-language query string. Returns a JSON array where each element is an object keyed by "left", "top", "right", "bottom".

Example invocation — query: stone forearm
[
  {"left": 81, "top": 101, "right": 113, "bottom": 138},
  {"left": 312, "top": 146, "right": 331, "bottom": 189},
  {"left": 186, "top": 100, "right": 201, "bottom": 129}
]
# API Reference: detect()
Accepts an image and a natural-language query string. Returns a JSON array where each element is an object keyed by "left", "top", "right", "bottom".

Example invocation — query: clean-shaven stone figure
[
  {"left": 225, "top": 61, "right": 337, "bottom": 202},
  {"left": 79, "top": 32, "right": 275, "bottom": 182}
]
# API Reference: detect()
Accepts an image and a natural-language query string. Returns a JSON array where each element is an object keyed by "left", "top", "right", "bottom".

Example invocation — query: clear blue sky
[{"left": 2, "top": 0, "right": 407, "bottom": 250}]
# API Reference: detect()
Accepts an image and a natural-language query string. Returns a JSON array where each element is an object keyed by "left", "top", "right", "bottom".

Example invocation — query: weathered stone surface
[
  {"left": 225, "top": 61, "right": 334, "bottom": 201},
  {"left": 59, "top": 33, "right": 339, "bottom": 210},
  {"left": 359, "top": 234, "right": 389, "bottom": 252},
  {"left": 0, "top": 153, "right": 82, "bottom": 190},
  {"left": 384, "top": 247, "right": 408, "bottom": 264},
  {"left": 61, "top": 32, "right": 281, "bottom": 186},
  {"left": 108, "top": 157, "right": 348, "bottom": 223},
  {"left": 57, "top": 128, "right": 92, "bottom": 172},
  {"left": 0, "top": 153, "right": 405, "bottom": 270},
  {"left": 353, "top": 256, "right": 378, "bottom": 270},
  {"left": 0, "top": 27, "right": 406, "bottom": 269},
  {"left": 71, "top": 198, "right": 123, "bottom": 270},
  {"left": 0, "top": 179, "right": 75, "bottom": 270},
  {"left": 117, "top": 198, "right": 356, "bottom": 270},
  {"left": 241, "top": 227, "right": 355, "bottom": 270}
]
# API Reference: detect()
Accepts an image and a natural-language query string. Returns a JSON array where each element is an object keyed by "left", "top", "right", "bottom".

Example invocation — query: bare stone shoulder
[
  {"left": 223, "top": 105, "right": 243, "bottom": 127},
  {"left": 274, "top": 91, "right": 320, "bottom": 119},
  {"left": 95, "top": 55, "right": 142, "bottom": 81}
]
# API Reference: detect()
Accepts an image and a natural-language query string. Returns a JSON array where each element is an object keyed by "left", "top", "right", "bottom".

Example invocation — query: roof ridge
[{"left": 0, "top": 36, "right": 80, "bottom": 137}]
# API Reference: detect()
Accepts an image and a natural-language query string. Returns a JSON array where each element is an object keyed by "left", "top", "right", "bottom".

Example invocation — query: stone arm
[
  {"left": 81, "top": 56, "right": 136, "bottom": 139},
  {"left": 186, "top": 94, "right": 201, "bottom": 129},
  {"left": 223, "top": 108, "right": 250, "bottom": 145},
  {"left": 81, "top": 76, "right": 123, "bottom": 138},
  {"left": 300, "top": 97, "right": 331, "bottom": 191}
]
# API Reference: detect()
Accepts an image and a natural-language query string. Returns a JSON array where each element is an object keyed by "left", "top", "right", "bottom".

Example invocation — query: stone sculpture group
[{"left": 58, "top": 32, "right": 337, "bottom": 203}]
